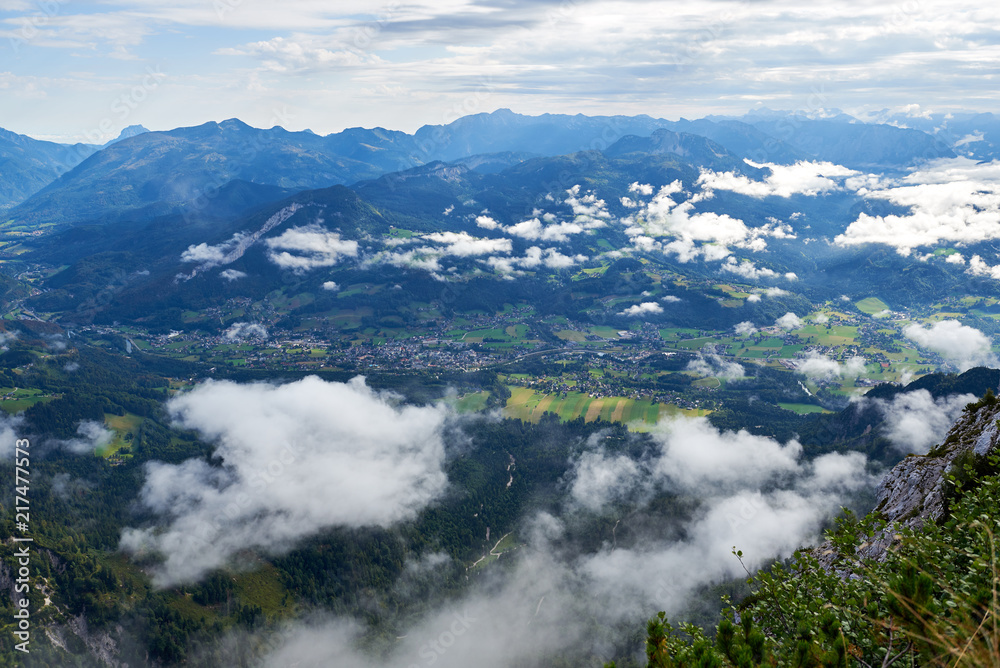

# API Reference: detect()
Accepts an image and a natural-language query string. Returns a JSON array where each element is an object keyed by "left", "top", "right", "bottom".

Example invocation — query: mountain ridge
[{"left": 4, "top": 108, "right": 971, "bottom": 228}]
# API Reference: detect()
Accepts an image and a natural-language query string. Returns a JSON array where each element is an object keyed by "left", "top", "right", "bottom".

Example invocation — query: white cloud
[
  {"left": 0, "top": 415, "right": 24, "bottom": 460},
  {"left": 261, "top": 416, "right": 873, "bottom": 668},
  {"left": 650, "top": 417, "right": 808, "bottom": 489},
  {"left": 58, "top": 420, "right": 115, "bottom": 455},
  {"left": 746, "top": 294, "right": 762, "bottom": 303},
  {"left": 793, "top": 352, "right": 867, "bottom": 381},
  {"left": 625, "top": 181, "right": 749, "bottom": 263},
  {"left": 383, "top": 247, "right": 444, "bottom": 273},
  {"left": 955, "top": 131, "right": 985, "bottom": 147},
  {"left": 322, "top": 281, "right": 340, "bottom": 291},
  {"left": 265, "top": 225, "right": 359, "bottom": 271},
  {"left": 486, "top": 247, "right": 585, "bottom": 273},
  {"left": 506, "top": 218, "right": 587, "bottom": 242},
  {"left": 734, "top": 321, "right": 758, "bottom": 335},
  {"left": 423, "top": 231, "right": 512, "bottom": 256},
  {"left": 120, "top": 376, "right": 450, "bottom": 586},
  {"left": 686, "top": 352, "right": 745, "bottom": 381},
  {"left": 261, "top": 547, "right": 587, "bottom": 668},
  {"left": 967, "top": 254, "right": 1000, "bottom": 279},
  {"left": 181, "top": 242, "right": 227, "bottom": 265},
  {"left": 619, "top": 302, "right": 663, "bottom": 317},
  {"left": 629, "top": 234, "right": 658, "bottom": 251},
  {"left": 814, "top": 313, "right": 829, "bottom": 324},
  {"left": 570, "top": 418, "right": 873, "bottom": 622},
  {"left": 181, "top": 233, "right": 245, "bottom": 267},
  {"left": 0, "top": 330, "right": 17, "bottom": 352},
  {"left": 835, "top": 158, "right": 1000, "bottom": 255},
  {"left": 903, "top": 320, "right": 997, "bottom": 371},
  {"left": 378, "top": 232, "right": 517, "bottom": 275},
  {"left": 540, "top": 248, "right": 585, "bottom": 268},
  {"left": 662, "top": 238, "right": 728, "bottom": 263},
  {"left": 775, "top": 312, "right": 803, "bottom": 330},
  {"left": 565, "top": 185, "right": 611, "bottom": 227},
  {"left": 506, "top": 218, "right": 544, "bottom": 239},
  {"left": 569, "top": 416, "right": 869, "bottom": 506},
  {"left": 874, "top": 389, "right": 977, "bottom": 454},
  {"left": 793, "top": 353, "right": 842, "bottom": 381},
  {"left": 216, "top": 36, "right": 377, "bottom": 72},
  {"left": 720, "top": 257, "right": 777, "bottom": 280},
  {"left": 570, "top": 448, "right": 644, "bottom": 512},
  {"left": 629, "top": 182, "right": 654, "bottom": 196},
  {"left": 475, "top": 215, "right": 500, "bottom": 230},
  {"left": 223, "top": 322, "right": 268, "bottom": 342},
  {"left": 739, "top": 237, "right": 768, "bottom": 252},
  {"left": 698, "top": 160, "right": 858, "bottom": 198},
  {"left": 219, "top": 269, "right": 246, "bottom": 281}
]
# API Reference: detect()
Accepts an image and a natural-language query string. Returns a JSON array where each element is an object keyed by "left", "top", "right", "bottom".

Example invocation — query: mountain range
[{"left": 0, "top": 107, "right": 969, "bottom": 227}]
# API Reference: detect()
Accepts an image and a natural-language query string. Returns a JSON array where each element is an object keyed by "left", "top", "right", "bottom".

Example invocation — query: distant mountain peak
[
  {"left": 104, "top": 124, "right": 149, "bottom": 146},
  {"left": 219, "top": 118, "right": 253, "bottom": 130}
]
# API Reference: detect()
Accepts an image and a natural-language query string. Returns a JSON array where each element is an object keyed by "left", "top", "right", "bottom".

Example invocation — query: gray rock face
[{"left": 814, "top": 399, "right": 1000, "bottom": 569}]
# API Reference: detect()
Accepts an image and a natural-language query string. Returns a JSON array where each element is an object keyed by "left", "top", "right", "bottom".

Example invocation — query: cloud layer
[
  {"left": 120, "top": 376, "right": 450, "bottom": 585},
  {"left": 874, "top": 389, "right": 977, "bottom": 454},
  {"left": 10, "top": 1, "right": 1000, "bottom": 143},
  {"left": 794, "top": 352, "right": 867, "bottom": 381},
  {"left": 903, "top": 320, "right": 997, "bottom": 371},
  {"left": 265, "top": 225, "right": 359, "bottom": 271},
  {"left": 258, "top": 416, "right": 873, "bottom": 668},
  {"left": 835, "top": 159, "right": 1000, "bottom": 255},
  {"left": 699, "top": 160, "right": 857, "bottom": 198}
]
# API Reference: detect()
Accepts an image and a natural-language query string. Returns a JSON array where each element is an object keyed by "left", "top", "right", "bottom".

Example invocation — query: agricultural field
[
  {"left": 0, "top": 386, "right": 55, "bottom": 413},
  {"left": 855, "top": 297, "right": 891, "bottom": 315},
  {"left": 503, "top": 386, "right": 666, "bottom": 428},
  {"left": 555, "top": 329, "right": 588, "bottom": 342},
  {"left": 454, "top": 391, "right": 490, "bottom": 413},
  {"left": 778, "top": 403, "right": 834, "bottom": 415},
  {"left": 101, "top": 412, "right": 145, "bottom": 458}
]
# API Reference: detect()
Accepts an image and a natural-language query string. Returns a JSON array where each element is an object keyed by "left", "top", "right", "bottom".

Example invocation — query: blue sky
[{"left": 2, "top": 0, "right": 999, "bottom": 142}]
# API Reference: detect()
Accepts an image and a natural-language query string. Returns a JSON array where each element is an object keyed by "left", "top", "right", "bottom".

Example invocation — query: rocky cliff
[{"left": 814, "top": 394, "right": 1000, "bottom": 569}]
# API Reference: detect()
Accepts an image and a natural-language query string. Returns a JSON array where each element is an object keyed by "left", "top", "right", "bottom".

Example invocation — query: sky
[{"left": 1, "top": 0, "right": 999, "bottom": 142}]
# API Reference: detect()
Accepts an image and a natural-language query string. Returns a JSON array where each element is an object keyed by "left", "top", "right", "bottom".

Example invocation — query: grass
[
  {"left": 101, "top": 412, "right": 145, "bottom": 457},
  {"left": 232, "top": 563, "right": 293, "bottom": 616},
  {"left": 0, "top": 387, "right": 54, "bottom": 413},
  {"left": 590, "top": 326, "right": 621, "bottom": 339},
  {"left": 464, "top": 328, "right": 512, "bottom": 343},
  {"left": 455, "top": 391, "right": 490, "bottom": 413},
  {"left": 470, "top": 531, "right": 522, "bottom": 572},
  {"left": 676, "top": 337, "right": 718, "bottom": 350},
  {"left": 555, "top": 329, "right": 588, "bottom": 342},
  {"left": 504, "top": 387, "right": 663, "bottom": 428},
  {"left": 505, "top": 324, "right": 529, "bottom": 338},
  {"left": 778, "top": 402, "right": 833, "bottom": 415},
  {"left": 169, "top": 594, "right": 218, "bottom": 623},
  {"left": 797, "top": 324, "right": 858, "bottom": 345},
  {"left": 659, "top": 328, "right": 701, "bottom": 341},
  {"left": 856, "top": 296, "right": 890, "bottom": 315}
]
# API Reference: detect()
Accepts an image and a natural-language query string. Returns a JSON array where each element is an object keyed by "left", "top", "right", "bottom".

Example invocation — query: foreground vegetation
[{"left": 641, "top": 430, "right": 1000, "bottom": 666}]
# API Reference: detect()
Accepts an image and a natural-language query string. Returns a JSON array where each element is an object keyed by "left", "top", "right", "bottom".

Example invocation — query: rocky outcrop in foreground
[{"left": 813, "top": 395, "right": 1000, "bottom": 570}]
